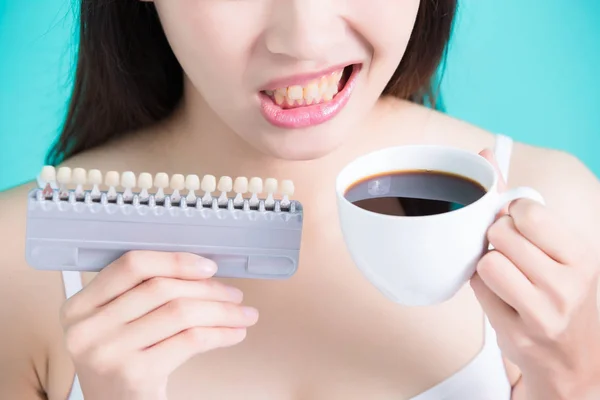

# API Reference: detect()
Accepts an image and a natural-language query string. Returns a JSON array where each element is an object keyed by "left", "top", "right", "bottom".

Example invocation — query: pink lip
[
  {"left": 259, "top": 64, "right": 362, "bottom": 129},
  {"left": 260, "top": 62, "right": 359, "bottom": 91}
]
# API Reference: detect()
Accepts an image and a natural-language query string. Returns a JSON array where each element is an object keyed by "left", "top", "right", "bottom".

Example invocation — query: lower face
[{"left": 153, "top": 0, "right": 421, "bottom": 160}]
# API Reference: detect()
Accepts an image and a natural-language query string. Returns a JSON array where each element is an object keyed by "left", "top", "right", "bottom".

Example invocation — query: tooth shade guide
[{"left": 32, "top": 167, "right": 299, "bottom": 214}]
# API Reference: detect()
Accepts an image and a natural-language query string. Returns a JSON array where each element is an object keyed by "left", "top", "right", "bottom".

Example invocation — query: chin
[{"left": 239, "top": 122, "right": 354, "bottom": 161}]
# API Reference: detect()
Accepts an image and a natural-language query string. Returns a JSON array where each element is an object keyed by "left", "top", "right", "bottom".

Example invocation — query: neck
[{"left": 145, "top": 79, "right": 392, "bottom": 206}]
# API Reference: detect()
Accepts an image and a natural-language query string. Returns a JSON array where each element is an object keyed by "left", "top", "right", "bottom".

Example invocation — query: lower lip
[{"left": 258, "top": 64, "right": 362, "bottom": 129}]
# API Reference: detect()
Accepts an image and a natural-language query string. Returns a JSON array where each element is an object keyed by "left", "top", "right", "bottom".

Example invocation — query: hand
[
  {"left": 60, "top": 251, "right": 259, "bottom": 400},
  {"left": 470, "top": 150, "right": 600, "bottom": 399}
]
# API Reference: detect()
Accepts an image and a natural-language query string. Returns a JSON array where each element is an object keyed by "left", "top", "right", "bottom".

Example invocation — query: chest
[{"left": 166, "top": 226, "right": 488, "bottom": 399}]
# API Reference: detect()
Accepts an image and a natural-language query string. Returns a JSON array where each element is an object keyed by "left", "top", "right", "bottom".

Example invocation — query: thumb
[{"left": 478, "top": 148, "right": 509, "bottom": 217}]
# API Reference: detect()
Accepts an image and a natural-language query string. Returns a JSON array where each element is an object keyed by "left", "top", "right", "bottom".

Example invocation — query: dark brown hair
[{"left": 46, "top": 0, "right": 457, "bottom": 165}]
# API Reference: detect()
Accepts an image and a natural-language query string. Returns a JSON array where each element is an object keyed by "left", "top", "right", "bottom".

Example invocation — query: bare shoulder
[
  {"left": 509, "top": 141, "right": 600, "bottom": 249},
  {"left": 0, "top": 184, "right": 75, "bottom": 399}
]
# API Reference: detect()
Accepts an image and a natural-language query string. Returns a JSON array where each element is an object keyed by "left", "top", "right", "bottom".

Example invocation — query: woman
[{"left": 1, "top": 0, "right": 599, "bottom": 399}]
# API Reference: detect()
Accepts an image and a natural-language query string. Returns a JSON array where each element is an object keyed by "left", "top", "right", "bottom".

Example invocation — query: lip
[
  {"left": 259, "top": 63, "right": 362, "bottom": 129},
  {"left": 259, "top": 61, "right": 360, "bottom": 91}
]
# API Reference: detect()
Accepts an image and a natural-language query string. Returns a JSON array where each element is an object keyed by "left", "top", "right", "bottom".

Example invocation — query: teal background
[{"left": 1, "top": 1, "right": 599, "bottom": 191}]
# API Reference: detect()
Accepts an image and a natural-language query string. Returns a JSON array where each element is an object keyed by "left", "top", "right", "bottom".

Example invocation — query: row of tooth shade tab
[{"left": 38, "top": 166, "right": 296, "bottom": 211}]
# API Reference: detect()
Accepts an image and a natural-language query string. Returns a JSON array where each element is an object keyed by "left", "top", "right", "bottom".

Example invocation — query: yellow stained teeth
[
  {"left": 268, "top": 68, "right": 345, "bottom": 107},
  {"left": 287, "top": 85, "right": 303, "bottom": 100}
]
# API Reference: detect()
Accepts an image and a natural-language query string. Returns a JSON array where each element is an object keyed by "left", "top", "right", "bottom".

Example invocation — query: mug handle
[{"left": 495, "top": 186, "right": 545, "bottom": 215}]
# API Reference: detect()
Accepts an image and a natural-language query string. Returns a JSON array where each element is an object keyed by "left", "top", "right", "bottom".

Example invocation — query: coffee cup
[{"left": 335, "top": 145, "right": 545, "bottom": 306}]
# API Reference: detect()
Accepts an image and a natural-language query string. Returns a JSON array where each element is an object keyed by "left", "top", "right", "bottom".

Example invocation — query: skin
[{"left": 1, "top": 0, "right": 599, "bottom": 399}]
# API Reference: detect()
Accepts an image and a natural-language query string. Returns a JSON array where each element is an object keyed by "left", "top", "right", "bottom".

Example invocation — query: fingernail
[
  {"left": 242, "top": 306, "right": 259, "bottom": 319},
  {"left": 196, "top": 260, "right": 217, "bottom": 275},
  {"left": 226, "top": 286, "right": 244, "bottom": 301}
]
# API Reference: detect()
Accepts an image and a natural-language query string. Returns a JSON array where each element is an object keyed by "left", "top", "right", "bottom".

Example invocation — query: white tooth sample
[
  {"left": 248, "top": 177, "right": 263, "bottom": 207},
  {"left": 121, "top": 171, "right": 137, "bottom": 200},
  {"left": 154, "top": 172, "right": 169, "bottom": 200},
  {"left": 170, "top": 174, "right": 185, "bottom": 202},
  {"left": 233, "top": 176, "right": 248, "bottom": 206},
  {"left": 217, "top": 176, "right": 233, "bottom": 205},
  {"left": 280, "top": 179, "right": 295, "bottom": 207},
  {"left": 264, "top": 178, "right": 278, "bottom": 207},
  {"left": 40, "top": 165, "right": 56, "bottom": 197},
  {"left": 201, "top": 174, "right": 216, "bottom": 204},
  {"left": 87, "top": 169, "right": 102, "bottom": 185},
  {"left": 287, "top": 85, "right": 303, "bottom": 100},
  {"left": 56, "top": 167, "right": 72, "bottom": 197},
  {"left": 87, "top": 169, "right": 103, "bottom": 198},
  {"left": 72, "top": 168, "right": 87, "bottom": 196},
  {"left": 105, "top": 171, "right": 120, "bottom": 199},
  {"left": 57, "top": 167, "right": 72, "bottom": 185},
  {"left": 40, "top": 165, "right": 56, "bottom": 186},
  {"left": 138, "top": 172, "right": 153, "bottom": 199},
  {"left": 185, "top": 174, "right": 200, "bottom": 202}
]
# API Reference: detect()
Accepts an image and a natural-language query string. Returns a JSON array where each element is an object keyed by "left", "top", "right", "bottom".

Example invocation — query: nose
[{"left": 265, "top": 0, "right": 346, "bottom": 62}]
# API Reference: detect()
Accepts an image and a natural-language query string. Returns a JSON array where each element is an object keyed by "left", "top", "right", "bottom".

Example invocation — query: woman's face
[{"left": 151, "top": 0, "right": 420, "bottom": 160}]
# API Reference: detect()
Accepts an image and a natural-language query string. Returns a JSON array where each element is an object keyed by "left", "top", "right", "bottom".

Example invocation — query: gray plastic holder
[{"left": 24, "top": 188, "right": 304, "bottom": 279}]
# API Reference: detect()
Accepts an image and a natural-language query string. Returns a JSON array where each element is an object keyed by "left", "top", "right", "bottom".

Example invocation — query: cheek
[
  {"left": 348, "top": 0, "right": 419, "bottom": 62},
  {"left": 154, "top": 0, "right": 260, "bottom": 92}
]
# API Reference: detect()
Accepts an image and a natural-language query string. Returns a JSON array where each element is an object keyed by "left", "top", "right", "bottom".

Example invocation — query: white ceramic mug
[{"left": 335, "top": 145, "right": 545, "bottom": 306}]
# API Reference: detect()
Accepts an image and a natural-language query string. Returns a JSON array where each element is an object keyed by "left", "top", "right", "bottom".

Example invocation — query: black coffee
[{"left": 344, "top": 170, "right": 487, "bottom": 217}]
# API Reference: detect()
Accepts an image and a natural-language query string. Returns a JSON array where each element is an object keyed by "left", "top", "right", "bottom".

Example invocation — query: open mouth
[
  {"left": 258, "top": 63, "right": 362, "bottom": 129},
  {"left": 261, "top": 64, "right": 354, "bottom": 109}
]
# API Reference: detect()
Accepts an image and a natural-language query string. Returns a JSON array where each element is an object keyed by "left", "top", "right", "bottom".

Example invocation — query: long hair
[{"left": 46, "top": 0, "right": 458, "bottom": 165}]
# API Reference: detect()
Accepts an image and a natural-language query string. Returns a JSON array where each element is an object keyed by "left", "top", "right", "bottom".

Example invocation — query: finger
[
  {"left": 65, "top": 251, "right": 217, "bottom": 322},
  {"left": 143, "top": 327, "right": 247, "bottom": 376},
  {"left": 470, "top": 272, "right": 519, "bottom": 330},
  {"left": 118, "top": 299, "right": 259, "bottom": 350},
  {"left": 476, "top": 250, "right": 544, "bottom": 322},
  {"left": 487, "top": 215, "right": 562, "bottom": 289},
  {"left": 73, "top": 278, "right": 245, "bottom": 339},
  {"left": 509, "top": 198, "right": 585, "bottom": 265}
]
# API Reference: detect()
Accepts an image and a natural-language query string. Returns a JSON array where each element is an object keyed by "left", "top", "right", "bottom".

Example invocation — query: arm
[
  {"left": 505, "top": 146, "right": 600, "bottom": 399},
  {"left": 0, "top": 184, "right": 72, "bottom": 400}
]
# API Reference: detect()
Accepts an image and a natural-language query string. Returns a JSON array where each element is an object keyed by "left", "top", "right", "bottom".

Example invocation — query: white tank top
[{"left": 63, "top": 134, "right": 515, "bottom": 400}]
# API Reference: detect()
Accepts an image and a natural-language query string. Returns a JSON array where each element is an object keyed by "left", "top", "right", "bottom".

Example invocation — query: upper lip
[{"left": 259, "top": 62, "right": 359, "bottom": 91}]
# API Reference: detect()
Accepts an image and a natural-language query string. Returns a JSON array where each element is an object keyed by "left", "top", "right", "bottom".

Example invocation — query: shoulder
[{"left": 0, "top": 183, "right": 75, "bottom": 399}]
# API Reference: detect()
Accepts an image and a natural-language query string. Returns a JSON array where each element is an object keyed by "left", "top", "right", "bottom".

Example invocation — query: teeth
[
  {"left": 269, "top": 68, "right": 345, "bottom": 107},
  {"left": 170, "top": 174, "right": 185, "bottom": 202},
  {"left": 185, "top": 174, "right": 200, "bottom": 191},
  {"left": 218, "top": 176, "right": 233, "bottom": 193},
  {"left": 248, "top": 177, "right": 262, "bottom": 207},
  {"left": 264, "top": 178, "right": 277, "bottom": 194},
  {"left": 57, "top": 167, "right": 72, "bottom": 185},
  {"left": 72, "top": 168, "right": 87, "bottom": 186},
  {"left": 248, "top": 177, "right": 263, "bottom": 194},
  {"left": 88, "top": 169, "right": 102, "bottom": 186},
  {"left": 138, "top": 173, "right": 153, "bottom": 190},
  {"left": 287, "top": 85, "right": 303, "bottom": 100},
  {"left": 105, "top": 171, "right": 119, "bottom": 187},
  {"left": 201, "top": 174, "right": 216, "bottom": 205},
  {"left": 154, "top": 172, "right": 169, "bottom": 201},
  {"left": 40, "top": 166, "right": 56, "bottom": 185},
  {"left": 234, "top": 177, "right": 248, "bottom": 194},
  {"left": 121, "top": 171, "right": 136, "bottom": 189},
  {"left": 42, "top": 169, "right": 297, "bottom": 212},
  {"left": 138, "top": 172, "right": 153, "bottom": 200},
  {"left": 170, "top": 174, "right": 185, "bottom": 191},
  {"left": 233, "top": 177, "right": 248, "bottom": 206},
  {"left": 105, "top": 171, "right": 119, "bottom": 199},
  {"left": 201, "top": 175, "right": 217, "bottom": 193},
  {"left": 264, "top": 178, "right": 277, "bottom": 208}
]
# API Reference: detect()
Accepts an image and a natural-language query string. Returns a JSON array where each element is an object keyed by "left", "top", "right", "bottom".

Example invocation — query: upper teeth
[{"left": 267, "top": 69, "right": 344, "bottom": 106}]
